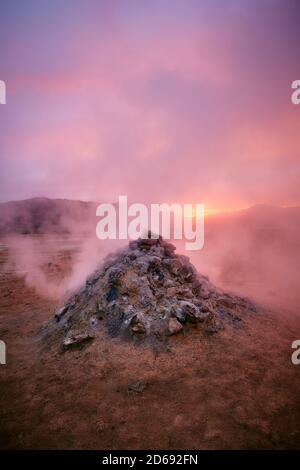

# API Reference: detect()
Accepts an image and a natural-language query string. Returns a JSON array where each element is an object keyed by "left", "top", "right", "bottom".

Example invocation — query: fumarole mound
[{"left": 46, "top": 234, "right": 256, "bottom": 350}]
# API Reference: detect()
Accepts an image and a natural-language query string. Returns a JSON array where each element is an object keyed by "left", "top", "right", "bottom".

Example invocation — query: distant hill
[{"left": 0, "top": 197, "right": 98, "bottom": 235}]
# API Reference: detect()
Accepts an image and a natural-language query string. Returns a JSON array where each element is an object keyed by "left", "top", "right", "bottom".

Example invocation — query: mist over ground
[
  {"left": 186, "top": 205, "right": 300, "bottom": 314},
  {"left": 0, "top": 198, "right": 299, "bottom": 315}
]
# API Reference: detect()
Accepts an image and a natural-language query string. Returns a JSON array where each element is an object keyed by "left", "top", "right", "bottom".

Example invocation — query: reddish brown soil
[{"left": 1, "top": 251, "right": 300, "bottom": 449}]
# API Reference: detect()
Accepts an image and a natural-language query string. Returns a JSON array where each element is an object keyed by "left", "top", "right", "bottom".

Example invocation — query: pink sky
[{"left": 0, "top": 0, "right": 299, "bottom": 211}]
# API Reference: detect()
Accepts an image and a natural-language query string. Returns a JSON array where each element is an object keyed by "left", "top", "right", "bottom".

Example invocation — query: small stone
[
  {"left": 95, "top": 419, "right": 106, "bottom": 433},
  {"left": 165, "top": 279, "right": 176, "bottom": 288},
  {"left": 166, "top": 287, "right": 177, "bottom": 297},
  {"left": 200, "top": 287, "right": 210, "bottom": 299},
  {"left": 106, "top": 286, "right": 118, "bottom": 302},
  {"left": 217, "top": 295, "right": 236, "bottom": 309},
  {"left": 138, "top": 237, "right": 158, "bottom": 249},
  {"left": 178, "top": 264, "right": 195, "bottom": 281},
  {"left": 178, "top": 301, "right": 203, "bottom": 322},
  {"left": 90, "top": 316, "right": 98, "bottom": 327},
  {"left": 171, "top": 305, "right": 186, "bottom": 323},
  {"left": 54, "top": 305, "right": 68, "bottom": 322},
  {"left": 163, "top": 258, "right": 182, "bottom": 275},
  {"left": 108, "top": 267, "right": 123, "bottom": 285},
  {"left": 205, "top": 315, "right": 224, "bottom": 334},
  {"left": 191, "top": 279, "right": 202, "bottom": 294},
  {"left": 129, "top": 313, "right": 148, "bottom": 336},
  {"left": 164, "top": 243, "right": 176, "bottom": 256},
  {"left": 168, "top": 317, "right": 183, "bottom": 335},
  {"left": 127, "top": 380, "right": 147, "bottom": 394},
  {"left": 62, "top": 332, "right": 94, "bottom": 350},
  {"left": 129, "top": 240, "right": 139, "bottom": 250}
]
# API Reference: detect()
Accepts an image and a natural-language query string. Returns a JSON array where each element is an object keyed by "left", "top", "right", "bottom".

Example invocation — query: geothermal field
[{"left": 0, "top": 200, "right": 300, "bottom": 450}]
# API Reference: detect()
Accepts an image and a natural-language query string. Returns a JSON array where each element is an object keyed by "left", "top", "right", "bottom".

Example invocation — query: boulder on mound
[{"left": 46, "top": 233, "right": 256, "bottom": 350}]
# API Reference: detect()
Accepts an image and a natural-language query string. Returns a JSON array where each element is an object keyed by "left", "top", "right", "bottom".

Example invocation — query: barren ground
[{"left": 0, "top": 240, "right": 300, "bottom": 450}]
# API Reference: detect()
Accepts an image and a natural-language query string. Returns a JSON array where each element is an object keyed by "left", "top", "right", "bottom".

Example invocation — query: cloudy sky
[{"left": 0, "top": 0, "right": 299, "bottom": 211}]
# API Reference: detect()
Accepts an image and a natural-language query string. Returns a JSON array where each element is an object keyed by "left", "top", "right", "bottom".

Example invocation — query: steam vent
[{"left": 47, "top": 233, "right": 256, "bottom": 350}]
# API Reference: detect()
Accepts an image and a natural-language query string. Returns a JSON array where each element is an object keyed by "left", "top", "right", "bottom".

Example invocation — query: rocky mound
[{"left": 46, "top": 233, "right": 256, "bottom": 350}]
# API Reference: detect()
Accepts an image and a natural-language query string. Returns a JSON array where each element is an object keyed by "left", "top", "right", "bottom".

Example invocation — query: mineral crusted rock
[{"left": 47, "top": 233, "right": 255, "bottom": 349}]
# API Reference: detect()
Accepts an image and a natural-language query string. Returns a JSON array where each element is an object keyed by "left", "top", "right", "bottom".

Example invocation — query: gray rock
[
  {"left": 108, "top": 266, "right": 124, "bottom": 286},
  {"left": 166, "top": 287, "right": 178, "bottom": 297},
  {"left": 47, "top": 232, "right": 256, "bottom": 349},
  {"left": 168, "top": 317, "right": 183, "bottom": 335},
  {"left": 179, "top": 301, "right": 207, "bottom": 322},
  {"left": 127, "top": 380, "right": 147, "bottom": 393},
  {"left": 63, "top": 331, "right": 94, "bottom": 349},
  {"left": 129, "top": 313, "right": 148, "bottom": 336},
  {"left": 55, "top": 304, "right": 68, "bottom": 322},
  {"left": 171, "top": 304, "right": 186, "bottom": 323}
]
